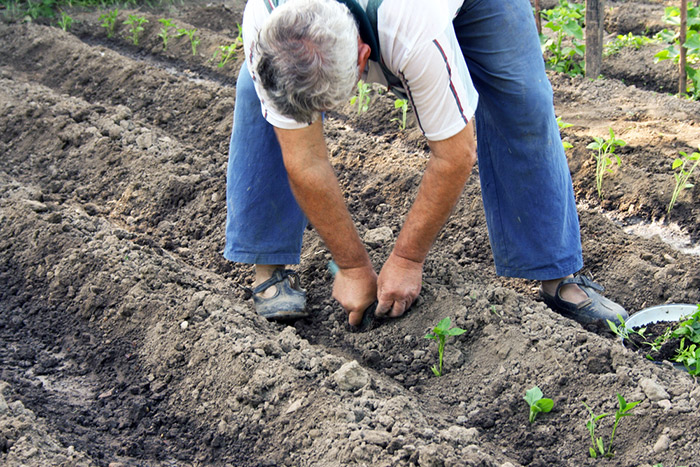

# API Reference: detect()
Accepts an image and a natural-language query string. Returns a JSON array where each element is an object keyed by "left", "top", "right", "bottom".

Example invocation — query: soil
[{"left": 1, "top": 1, "right": 700, "bottom": 466}]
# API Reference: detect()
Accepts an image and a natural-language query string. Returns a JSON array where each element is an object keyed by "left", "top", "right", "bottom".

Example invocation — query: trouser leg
[
  {"left": 453, "top": 0, "right": 583, "bottom": 280},
  {"left": 224, "top": 62, "right": 307, "bottom": 265}
]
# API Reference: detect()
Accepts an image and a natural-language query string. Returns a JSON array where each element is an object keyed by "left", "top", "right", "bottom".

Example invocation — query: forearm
[
  {"left": 275, "top": 122, "right": 371, "bottom": 270},
  {"left": 393, "top": 123, "right": 477, "bottom": 263}
]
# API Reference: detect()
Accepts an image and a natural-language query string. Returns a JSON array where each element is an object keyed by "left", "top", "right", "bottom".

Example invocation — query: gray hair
[{"left": 254, "top": 0, "right": 359, "bottom": 123}]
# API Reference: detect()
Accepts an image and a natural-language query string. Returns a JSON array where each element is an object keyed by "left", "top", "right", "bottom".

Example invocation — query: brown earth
[{"left": 1, "top": 1, "right": 700, "bottom": 466}]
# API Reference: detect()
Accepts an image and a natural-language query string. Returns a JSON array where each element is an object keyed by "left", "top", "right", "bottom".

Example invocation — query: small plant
[
  {"left": 212, "top": 44, "right": 238, "bottom": 68},
  {"left": 539, "top": 0, "right": 585, "bottom": 76},
  {"left": 424, "top": 317, "right": 465, "bottom": 377},
  {"left": 391, "top": 98, "right": 409, "bottom": 130},
  {"left": 24, "top": 0, "right": 56, "bottom": 20},
  {"left": 583, "top": 394, "right": 641, "bottom": 458},
  {"left": 587, "top": 128, "right": 626, "bottom": 199},
  {"left": 235, "top": 22, "right": 243, "bottom": 46},
  {"left": 178, "top": 27, "right": 200, "bottom": 56},
  {"left": 158, "top": 18, "right": 177, "bottom": 50},
  {"left": 667, "top": 149, "right": 699, "bottom": 214},
  {"left": 524, "top": 386, "right": 554, "bottom": 424},
  {"left": 557, "top": 116, "right": 573, "bottom": 149},
  {"left": 671, "top": 305, "right": 700, "bottom": 344},
  {"left": 99, "top": 9, "right": 119, "bottom": 39},
  {"left": 604, "top": 32, "right": 657, "bottom": 57},
  {"left": 350, "top": 80, "right": 371, "bottom": 114},
  {"left": 124, "top": 14, "right": 148, "bottom": 46},
  {"left": 674, "top": 339, "right": 700, "bottom": 375},
  {"left": 654, "top": 5, "right": 700, "bottom": 99},
  {"left": 57, "top": 11, "right": 72, "bottom": 31}
]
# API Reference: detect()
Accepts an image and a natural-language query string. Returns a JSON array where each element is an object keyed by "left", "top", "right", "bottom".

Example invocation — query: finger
[
  {"left": 389, "top": 300, "right": 407, "bottom": 318},
  {"left": 347, "top": 308, "right": 364, "bottom": 327},
  {"left": 375, "top": 300, "right": 392, "bottom": 316}
]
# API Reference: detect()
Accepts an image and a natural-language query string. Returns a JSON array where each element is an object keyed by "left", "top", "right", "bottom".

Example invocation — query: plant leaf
[{"left": 524, "top": 386, "right": 543, "bottom": 406}]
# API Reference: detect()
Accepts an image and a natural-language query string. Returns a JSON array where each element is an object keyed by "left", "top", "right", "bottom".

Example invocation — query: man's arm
[
  {"left": 376, "top": 121, "right": 477, "bottom": 317},
  {"left": 274, "top": 120, "right": 377, "bottom": 325}
]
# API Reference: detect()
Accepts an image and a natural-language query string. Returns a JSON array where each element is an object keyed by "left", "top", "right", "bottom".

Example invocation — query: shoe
[
  {"left": 245, "top": 268, "right": 308, "bottom": 320},
  {"left": 539, "top": 274, "right": 628, "bottom": 327}
]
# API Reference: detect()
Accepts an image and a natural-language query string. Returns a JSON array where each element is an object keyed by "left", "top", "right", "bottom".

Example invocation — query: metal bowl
[{"left": 626, "top": 304, "right": 698, "bottom": 329}]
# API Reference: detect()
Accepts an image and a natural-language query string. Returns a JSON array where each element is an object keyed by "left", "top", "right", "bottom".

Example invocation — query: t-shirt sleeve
[{"left": 378, "top": 2, "right": 478, "bottom": 141}]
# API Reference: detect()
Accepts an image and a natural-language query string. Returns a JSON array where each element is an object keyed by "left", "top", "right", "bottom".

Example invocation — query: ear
[{"left": 357, "top": 37, "right": 371, "bottom": 74}]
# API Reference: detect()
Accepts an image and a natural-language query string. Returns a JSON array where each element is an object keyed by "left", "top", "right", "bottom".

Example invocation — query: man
[{"left": 225, "top": 0, "right": 627, "bottom": 327}]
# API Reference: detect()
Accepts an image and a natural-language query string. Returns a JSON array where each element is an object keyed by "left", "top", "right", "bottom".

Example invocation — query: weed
[
  {"left": 124, "top": 14, "right": 148, "bottom": 46},
  {"left": 667, "top": 149, "right": 700, "bottom": 214},
  {"left": 158, "top": 18, "right": 176, "bottom": 50},
  {"left": 57, "top": 10, "right": 71, "bottom": 30},
  {"left": 177, "top": 27, "right": 200, "bottom": 56},
  {"left": 583, "top": 394, "right": 640, "bottom": 458},
  {"left": 350, "top": 80, "right": 371, "bottom": 114},
  {"left": 424, "top": 317, "right": 465, "bottom": 377},
  {"left": 524, "top": 386, "right": 554, "bottom": 424},
  {"left": 212, "top": 44, "right": 238, "bottom": 68},
  {"left": 99, "top": 8, "right": 118, "bottom": 38},
  {"left": 539, "top": 0, "right": 585, "bottom": 76},
  {"left": 391, "top": 98, "right": 409, "bottom": 130},
  {"left": 586, "top": 128, "right": 626, "bottom": 199}
]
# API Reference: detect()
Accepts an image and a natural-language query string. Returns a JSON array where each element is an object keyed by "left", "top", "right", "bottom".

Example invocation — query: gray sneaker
[
  {"left": 246, "top": 268, "right": 308, "bottom": 320},
  {"left": 540, "top": 275, "right": 628, "bottom": 327}
]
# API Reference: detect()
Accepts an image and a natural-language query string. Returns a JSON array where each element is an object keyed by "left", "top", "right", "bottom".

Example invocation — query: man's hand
[
  {"left": 376, "top": 253, "right": 423, "bottom": 318},
  {"left": 332, "top": 264, "right": 378, "bottom": 326}
]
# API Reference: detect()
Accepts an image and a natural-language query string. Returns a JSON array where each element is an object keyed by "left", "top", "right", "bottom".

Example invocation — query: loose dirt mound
[{"left": 1, "top": 1, "right": 699, "bottom": 466}]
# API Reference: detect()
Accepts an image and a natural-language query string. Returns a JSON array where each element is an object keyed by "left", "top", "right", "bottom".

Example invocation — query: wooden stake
[
  {"left": 680, "top": 0, "right": 688, "bottom": 96},
  {"left": 534, "top": 0, "right": 542, "bottom": 35},
  {"left": 585, "top": 0, "right": 604, "bottom": 79}
]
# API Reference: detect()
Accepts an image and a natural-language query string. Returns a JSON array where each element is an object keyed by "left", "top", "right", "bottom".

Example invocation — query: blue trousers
[{"left": 224, "top": 0, "right": 583, "bottom": 280}]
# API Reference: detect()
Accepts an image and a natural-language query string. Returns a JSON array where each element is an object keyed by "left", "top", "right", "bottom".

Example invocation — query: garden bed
[{"left": 1, "top": 1, "right": 699, "bottom": 466}]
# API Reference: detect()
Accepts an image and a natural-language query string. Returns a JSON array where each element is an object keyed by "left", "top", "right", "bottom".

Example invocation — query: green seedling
[
  {"left": 654, "top": 5, "right": 700, "bottom": 66},
  {"left": 178, "top": 27, "right": 200, "bottom": 56},
  {"left": 99, "top": 9, "right": 119, "bottom": 38},
  {"left": 124, "top": 14, "right": 148, "bottom": 46},
  {"left": 391, "top": 98, "right": 409, "bottom": 130},
  {"left": 424, "top": 317, "right": 465, "bottom": 377},
  {"left": 524, "top": 386, "right": 554, "bottom": 424},
  {"left": 25, "top": 0, "right": 56, "bottom": 20},
  {"left": 158, "top": 18, "right": 177, "bottom": 50},
  {"left": 57, "top": 11, "right": 72, "bottom": 31},
  {"left": 674, "top": 339, "right": 700, "bottom": 375},
  {"left": 654, "top": 5, "right": 700, "bottom": 99},
  {"left": 668, "top": 149, "right": 700, "bottom": 214},
  {"left": 350, "top": 80, "right": 371, "bottom": 114},
  {"left": 587, "top": 128, "right": 626, "bottom": 199},
  {"left": 604, "top": 32, "right": 657, "bottom": 57},
  {"left": 607, "top": 313, "right": 646, "bottom": 342},
  {"left": 557, "top": 116, "right": 573, "bottom": 149},
  {"left": 212, "top": 44, "right": 238, "bottom": 68},
  {"left": 235, "top": 22, "right": 243, "bottom": 45},
  {"left": 539, "top": 0, "right": 585, "bottom": 76},
  {"left": 671, "top": 305, "right": 700, "bottom": 343},
  {"left": 583, "top": 394, "right": 640, "bottom": 458}
]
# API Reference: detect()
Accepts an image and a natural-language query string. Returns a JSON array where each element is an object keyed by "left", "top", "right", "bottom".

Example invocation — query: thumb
[{"left": 348, "top": 308, "right": 364, "bottom": 327}]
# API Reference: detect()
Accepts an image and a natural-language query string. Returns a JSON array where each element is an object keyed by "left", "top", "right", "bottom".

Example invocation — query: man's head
[{"left": 254, "top": 0, "right": 361, "bottom": 124}]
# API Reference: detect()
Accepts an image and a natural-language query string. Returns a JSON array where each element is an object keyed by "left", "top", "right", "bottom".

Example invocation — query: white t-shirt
[{"left": 242, "top": 0, "right": 478, "bottom": 141}]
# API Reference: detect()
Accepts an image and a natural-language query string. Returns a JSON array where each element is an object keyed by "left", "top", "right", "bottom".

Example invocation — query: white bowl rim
[{"left": 626, "top": 303, "right": 698, "bottom": 329}]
